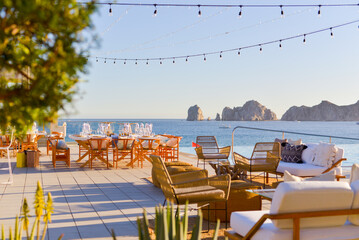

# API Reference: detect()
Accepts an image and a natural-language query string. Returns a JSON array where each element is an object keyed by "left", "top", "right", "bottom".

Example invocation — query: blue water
[{"left": 57, "top": 119, "right": 359, "bottom": 166}]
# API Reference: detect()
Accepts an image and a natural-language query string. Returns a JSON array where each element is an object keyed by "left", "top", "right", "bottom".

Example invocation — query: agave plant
[
  {"left": 136, "top": 202, "right": 221, "bottom": 240},
  {"left": 1, "top": 181, "right": 59, "bottom": 240}
]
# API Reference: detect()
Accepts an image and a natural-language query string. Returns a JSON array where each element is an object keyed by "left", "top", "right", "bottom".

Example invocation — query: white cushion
[
  {"left": 270, "top": 181, "right": 353, "bottom": 229},
  {"left": 350, "top": 163, "right": 359, "bottom": 184},
  {"left": 287, "top": 138, "right": 302, "bottom": 145},
  {"left": 231, "top": 210, "right": 359, "bottom": 240},
  {"left": 349, "top": 180, "right": 359, "bottom": 225},
  {"left": 301, "top": 144, "right": 318, "bottom": 163},
  {"left": 283, "top": 170, "right": 335, "bottom": 182},
  {"left": 277, "top": 161, "right": 326, "bottom": 176},
  {"left": 165, "top": 138, "right": 178, "bottom": 147},
  {"left": 312, "top": 143, "right": 337, "bottom": 168}
]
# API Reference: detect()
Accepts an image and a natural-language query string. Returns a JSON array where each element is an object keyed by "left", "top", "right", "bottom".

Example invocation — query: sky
[{"left": 66, "top": 0, "right": 359, "bottom": 119}]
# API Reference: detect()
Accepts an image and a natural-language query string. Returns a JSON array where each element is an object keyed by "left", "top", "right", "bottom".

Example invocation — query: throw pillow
[
  {"left": 301, "top": 144, "right": 317, "bottom": 163},
  {"left": 56, "top": 140, "right": 68, "bottom": 150},
  {"left": 284, "top": 170, "right": 336, "bottom": 182},
  {"left": 288, "top": 138, "right": 302, "bottom": 145},
  {"left": 281, "top": 143, "right": 307, "bottom": 163},
  {"left": 165, "top": 138, "right": 178, "bottom": 147},
  {"left": 350, "top": 164, "right": 359, "bottom": 184},
  {"left": 275, "top": 138, "right": 287, "bottom": 144},
  {"left": 312, "top": 143, "right": 337, "bottom": 168}
]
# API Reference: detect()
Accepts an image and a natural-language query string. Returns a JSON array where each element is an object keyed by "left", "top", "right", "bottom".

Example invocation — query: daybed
[
  {"left": 226, "top": 181, "right": 359, "bottom": 240},
  {"left": 276, "top": 142, "right": 345, "bottom": 179}
]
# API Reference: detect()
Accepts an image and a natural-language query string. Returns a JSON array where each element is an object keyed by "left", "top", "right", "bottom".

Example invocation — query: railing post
[
  {"left": 329, "top": 137, "right": 332, "bottom": 143},
  {"left": 282, "top": 132, "right": 285, "bottom": 139}
]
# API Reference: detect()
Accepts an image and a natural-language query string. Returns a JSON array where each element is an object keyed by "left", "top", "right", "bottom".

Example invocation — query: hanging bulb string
[
  {"left": 93, "top": 19, "right": 359, "bottom": 62},
  {"left": 94, "top": 7, "right": 310, "bottom": 56},
  {"left": 78, "top": 2, "right": 359, "bottom": 9}
]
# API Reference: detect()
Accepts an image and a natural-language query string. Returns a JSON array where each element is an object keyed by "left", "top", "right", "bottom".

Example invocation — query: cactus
[{"left": 2, "top": 181, "right": 57, "bottom": 240}]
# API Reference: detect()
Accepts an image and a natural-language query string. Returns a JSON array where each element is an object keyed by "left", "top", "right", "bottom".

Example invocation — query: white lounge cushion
[
  {"left": 231, "top": 210, "right": 359, "bottom": 240},
  {"left": 301, "top": 144, "right": 318, "bottom": 163},
  {"left": 350, "top": 163, "right": 359, "bottom": 184},
  {"left": 349, "top": 179, "right": 359, "bottom": 225},
  {"left": 270, "top": 181, "right": 353, "bottom": 229},
  {"left": 283, "top": 170, "right": 335, "bottom": 182},
  {"left": 277, "top": 161, "right": 342, "bottom": 177}
]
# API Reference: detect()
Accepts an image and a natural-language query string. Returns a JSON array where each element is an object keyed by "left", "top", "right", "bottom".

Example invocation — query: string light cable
[
  {"left": 90, "top": 19, "right": 359, "bottom": 64},
  {"left": 93, "top": 7, "right": 313, "bottom": 56}
]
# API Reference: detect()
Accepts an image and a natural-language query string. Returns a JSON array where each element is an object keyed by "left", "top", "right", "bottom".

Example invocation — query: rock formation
[
  {"left": 281, "top": 100, "right": 359, "bottom": 121},
  {"left": 215, "top": 113, "right": 221, "bottom": 121},
  {"left": 186, "top": 105, "right": 204, "bottom": 121},
  {"left": 221, "top": 100, "right": 277, "bottom": 121}
]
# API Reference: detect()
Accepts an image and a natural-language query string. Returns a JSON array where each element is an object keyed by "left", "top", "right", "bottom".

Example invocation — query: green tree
[{"left": 0, "top": 0, "right": 96, "bottom": 135}]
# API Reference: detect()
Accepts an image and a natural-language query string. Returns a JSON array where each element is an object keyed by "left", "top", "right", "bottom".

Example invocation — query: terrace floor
[{"left": 0, "top": 144, "right": 351, "bottom": 239}]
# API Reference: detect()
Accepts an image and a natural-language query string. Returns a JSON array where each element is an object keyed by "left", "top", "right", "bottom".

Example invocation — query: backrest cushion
[
  {"left": 283, "top": 170, "right": 335, "bottom": 182},
  {"left": 281, "top": 143, "right": 307, "bottom": 163},
  {"left": 311, "top": 143, "right": 337, "bottom": 168},
  {"left": 349, "top": 180, "right": 359, "bottom": 225},
  {"left": 288, "top": 138, "right": 302, "bottom": 145},
  {"left": 350, "top": 164, "right": 359, "bottom": 184},
  {"left": 301, "top": 143, "right": 318, "bottom": 163},
  {"left": 166, "top": 138, "right": 178, "bottom": 147},
  {"left": 270, "top": 181, "right": 353, "bottom": 229}
]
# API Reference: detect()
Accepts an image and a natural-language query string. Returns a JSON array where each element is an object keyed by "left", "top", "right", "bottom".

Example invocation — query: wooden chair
[
  {"left": 21, "top": 134, "right": 38, "bottom": 151},
  {"left": 233, "top": 142, "right": 281, "bottom": 187},
  {"left": 0, "top": 130, "right": 14, "bottom": 184},
  {"left": 195, "top": 136, "right": 231, "bottom": 169},
  {"left": 112, "top": 137, "right": 135, "bottom": 168},
  {"left": 49, "top": 137, "right": 70, "bottom": 168},
  {"left": 159, "top": 134, "right": 182, "bottom": 162},
  {"left": 47, "top": 131, "right": 64, "bottom": 156},
  {"left": 150, "top": 155, "right": 231, "bottom": 229},
  {"left": 135, "top": 137, "right": 160, "bottom": 168},
  {"left": 88, "top": 138, "right": 111, "bottom": 169},
  {"left": 0, "top": 134, "right": 17, "bottom": 158}
]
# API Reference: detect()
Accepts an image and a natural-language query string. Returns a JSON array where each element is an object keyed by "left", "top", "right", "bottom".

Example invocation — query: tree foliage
[{"left": 0, "top": 0, "right": 96, "bottom": 134}]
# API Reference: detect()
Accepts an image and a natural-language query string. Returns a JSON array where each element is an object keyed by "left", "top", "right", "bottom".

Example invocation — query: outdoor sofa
[{"left": 226, "top": 181, "right": 359, "bottom": 240}]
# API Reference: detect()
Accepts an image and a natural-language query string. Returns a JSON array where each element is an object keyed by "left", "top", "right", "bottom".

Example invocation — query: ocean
[{"left": 58, "top": 119, "right": 359, "bottom": 167}]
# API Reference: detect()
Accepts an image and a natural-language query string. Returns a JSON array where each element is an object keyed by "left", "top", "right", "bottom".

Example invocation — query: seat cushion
[
  {"left": 167, "top": 166, "right": 203, "bottom": 175},
  {"left": 230, "top": 210, "right": 359, "bottom": 240},
  {"left": 277, "top": 161, "right": 326, "bottom": 176},
  {"left": 175, "top": 187, "right": 225, "bottom": 204},
  {"left": 165, "top": 161, "right": 193, "bottom": 167},
  {"left": 202, "top": 153, "right": 228, "bottom": 159},
  {"left": 349, "top": 179, "right": 359, "bottom": 225},
  {"left": 270, "top": 181, "right": 353, "bottom": 229}
]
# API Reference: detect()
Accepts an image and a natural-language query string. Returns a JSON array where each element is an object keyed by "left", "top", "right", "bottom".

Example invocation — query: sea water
[{"left": 58, "top": 119, "right": 359, "bottom": 167}]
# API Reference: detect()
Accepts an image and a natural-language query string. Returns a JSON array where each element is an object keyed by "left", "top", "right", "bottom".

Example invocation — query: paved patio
[{"left": 0, "top": 145, "right": 236, "bottom": 240}]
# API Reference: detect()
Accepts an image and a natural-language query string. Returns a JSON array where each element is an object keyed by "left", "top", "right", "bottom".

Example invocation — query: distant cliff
[
  {"left": 221, "top": 100, "right": 277, "bottom": 121},
  {"left": 281, "top": 100, "right": 359, "bottom": 121},
  {"left": 187, "top": 105, "right": 204, "bottom": 121}
]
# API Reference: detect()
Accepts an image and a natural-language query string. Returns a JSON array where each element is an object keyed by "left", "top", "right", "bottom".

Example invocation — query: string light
[
  {"left": 91, "top": 19, "right": 359, "bottom": 65},
  {"left": 198, "top": 5, "right": 201, "bottom": 16},
  {"left": 153, "top": 4, "right": 157, "bottom": 16},
  {"left": 318, "top": 5, "right": 321, "bottom": 16},
  {"left": 238, "top": 5, "right": 242, "bottom": 18},
  {"left": 173, "top": 58, "right": 175, "bottom": 64},
  {"left": 220, "top": 51, "right": 223, "bottom": 59},
  {"left": 146, "top": 59, "right": 149, "bottom": 64},
  {"left": 124, "top": 59, "right": 126, "bottom": 64},
  {"left": 280, "top": 5, "right": 284, "bottom": 18},
  {"left": 108, "top": 4, "right": 113, "bottom": 16},
  {"left": 135, "top": 59, "right": 138, "bottom": 64},
  {"left": 113, "top": 60, "right": 116, "bottom": 64}
]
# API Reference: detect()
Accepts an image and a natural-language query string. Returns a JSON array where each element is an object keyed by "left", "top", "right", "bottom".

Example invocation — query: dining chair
[
  {"left": 47, "top": 131, "right": 64, "bottom": 156},
  {"left": 21, "top": 133, "right": 38, "bottom": 151},
  {"left": 88, "top": 138, "right": 111, "bottom": 169},
  {"left": 0, "top": 130, "right": 15, "bottom": 184},
  {"left": 49, "top": 137, "right": 70, "bottom": 168},
  {"left": 159, "top": 135, "right": 182, "bottom": 162},
  {"left": 136, "top": 138, "right": 160, "bottom": 168},
  {"left": 112, "top": 137, "right": 135, "bottom": 168}
]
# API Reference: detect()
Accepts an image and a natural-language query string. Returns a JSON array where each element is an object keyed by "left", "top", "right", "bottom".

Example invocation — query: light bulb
[
  {"left": 96, "top": 58, "right": 98, "bottom": 62},
  {"left": 104, "top": 59, "right": 106, "bottom": 63},
  {"left": 220, "top": 52, "right": 223, "bottom": 59},
  {"left": 146, "top": 59, "right": 149, "bottom": 65},
  {"left": 279, "top": 40, "right": 282, "bottom": 48},
  {"left": 173, "top": 58, "right": 175, "bottom": 64},
  {"left": 124, "top": 60, "right": 126, "bottom": 64},
  {"left": 303, "top": 34, "right": 306, "bottom": 44},
  {"left": 198, "top": 5, "right": 201, "bottom": 16},
  {"left": 238, "top": 6, "right": 242, "bottom": 18},
  {"left": 113, "top": 60, "right": 116, "bottom": 64},
  {"left": 259, "top": 45, "right": 262, "bottom": 52},
  {"left": 135, "top": 60, "right": 138, "bottom": 65},
  {"left": 280, "top": 5, "right": 284, "bottom": 18},
  {"left": 109, "top": 4, "right": 113, "bottom": 16},
  {"left": 186, "top": 57, "right": 188, "bottom": 62},
  {"left": 203, "top": 55, "right": 206, "bottom": 62},
  {"left": 160, "top": 59, "right": 162, "bottom": 64},
  {"left": 318, "top": 5, "right": 321, "bottom": 16},
  {"left": 238, "top": 49, "right": 241, "bottom": 55},
  {"left": 330, "top": 28, "right": 334, "bottom": 38},
  {"left": 153, "top": 4, "right": 157, "bottom": 16}
]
